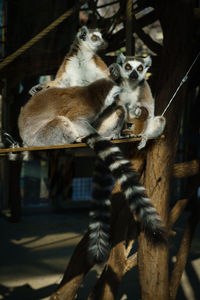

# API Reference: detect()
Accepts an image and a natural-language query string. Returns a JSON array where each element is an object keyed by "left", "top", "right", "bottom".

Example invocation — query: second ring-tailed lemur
[
  {"left": 29, "top": 26, "right": 109, "bottom": 95},
  {"left": 88, "top": 54, "right": 166, "bottom": 262},
  {"left": 18, "top": 78, "right": 166, "bottom": 264},
  {"left": 95, "top": 54, "right": 166, "bottom": 149}
]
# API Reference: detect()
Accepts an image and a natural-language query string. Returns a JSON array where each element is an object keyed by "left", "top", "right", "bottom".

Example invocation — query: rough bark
[
  {"left": 173, "top": 160, "right": 199, "bottom": 178},
  {"left": 138, "top": 1, "right": 195, "bottom": 299}
]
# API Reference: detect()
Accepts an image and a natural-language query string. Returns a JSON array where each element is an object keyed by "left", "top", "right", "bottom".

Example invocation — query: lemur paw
[
  {"left": 29, "top": 84, "right": 43, "bottom": 96},
  {"left": 137, "top": 135, "right": 148, "bottom": 150},
  {"left": 76, "top": 136, "right": 85, "bottom": 143},
  {"left": 113, "top": 86, "right": 124, "bottom": 98},
  {"left": 135, "top": 107, "right": 142, "bottom": 117}
]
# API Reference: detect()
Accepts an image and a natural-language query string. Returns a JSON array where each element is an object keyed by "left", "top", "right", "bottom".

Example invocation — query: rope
[
  {"left": 126, "top": 0, "right": 132, "bottom": 21},
  {"left": 0, "top": 135, "right": 165, "bottom": 155},
  {"left": 161, "top": 50, "right": 200, "bottom": 116},
  {"left": 0, "top": 1, "right": 84, "bottom": 71}
]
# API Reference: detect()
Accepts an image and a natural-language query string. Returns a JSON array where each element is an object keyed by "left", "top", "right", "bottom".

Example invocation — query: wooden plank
[{"left": 0, "top": 135, "right": 165, "bottom": 155}]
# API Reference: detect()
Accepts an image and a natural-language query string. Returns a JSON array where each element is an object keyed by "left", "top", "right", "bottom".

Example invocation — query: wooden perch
[
  {"left": 0, "top": 135, "right": 165, "bottom": 156},
  {"left": 173, "top": 159, "right": 199, "bottom": 178}
]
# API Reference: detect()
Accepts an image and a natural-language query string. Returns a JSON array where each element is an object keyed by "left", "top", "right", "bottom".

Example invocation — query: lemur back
[
  {"left": 29, "top": 26, "right": 109, "bottom": 95},
  {"left": 19, "top": 79, "right": 121, "bottom": 147}
]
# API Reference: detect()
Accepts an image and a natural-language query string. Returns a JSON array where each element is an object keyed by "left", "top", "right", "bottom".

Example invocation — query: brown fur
[
  {"left": 56, "top": 38, "right": 80, "bottom": 79},
  {"left": 123, "top": 106, "right": 149, "bottom": 136},
  {"left": 93, "top": 54, "right": 110, "bottom": 76},
  {"left": 139, "top": 81, "right": 154, "bottom": 106},
  {"left": 18, "top": 79, "right": 115, "bottom": 146}
]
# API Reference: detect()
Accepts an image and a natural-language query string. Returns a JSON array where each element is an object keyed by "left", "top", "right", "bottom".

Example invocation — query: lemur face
[
  {"left": 77, "top": 26, "right": 107, "bottom": 51},
  {"left": 109, "top": 53, "right": 152, "bottom": 83}
]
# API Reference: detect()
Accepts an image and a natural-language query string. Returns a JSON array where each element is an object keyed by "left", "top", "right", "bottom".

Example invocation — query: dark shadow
[{"left": 0, "top": 283, "right": 58, "bottom": 300}]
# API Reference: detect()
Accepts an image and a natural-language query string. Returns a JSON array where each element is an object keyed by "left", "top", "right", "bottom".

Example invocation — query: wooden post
[
  {"left": 125, "top": 0, "right": 134, "bottom": 55},
  {"left": 137, "top": 1, "right": 195, "bottom": 299}
]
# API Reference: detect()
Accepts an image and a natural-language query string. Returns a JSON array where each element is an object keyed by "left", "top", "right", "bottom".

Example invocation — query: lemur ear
[
  {"left": 109, "top": 63, "right": 121, "bottom": 81},
  {"left": 79, "top": 26, "right": 89, "bottom": 40},
  {"left": 116, "top": 53, "right": 126, "bottom": 65},
  {"left": 144, "top": 55, "right": 152, "bottom": 68}
]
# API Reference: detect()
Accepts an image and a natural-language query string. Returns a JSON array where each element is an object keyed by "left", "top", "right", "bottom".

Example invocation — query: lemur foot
[
  {"left": 29, "top": 84, "right": 43, "bottom": 96},
  {"left": 121, "top": 129, "right": 137, "bottom": 139},
  {"left": 137, "top": 135, "right": 148, "bottom": 150}
]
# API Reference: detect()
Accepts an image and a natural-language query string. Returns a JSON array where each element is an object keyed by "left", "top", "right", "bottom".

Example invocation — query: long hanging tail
[
  {"left": 88, "top": 158, "right": 113, "bottom": 264},
  {"left": 83, "top": 133, "right": 166, "bottom": 248}
]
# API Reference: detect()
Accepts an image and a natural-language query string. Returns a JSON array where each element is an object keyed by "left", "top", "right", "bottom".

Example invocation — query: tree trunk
[{"left": 138, "top": 1, "right": 195, "bottom": 299}]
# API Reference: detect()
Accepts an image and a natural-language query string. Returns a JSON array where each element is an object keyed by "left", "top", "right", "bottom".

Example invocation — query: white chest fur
[
  {"left": 119, "top": 85, "right": 140, "bottom": 109},
  {"left": 58, "top": 48, "right": 107, "bottom": 87}
]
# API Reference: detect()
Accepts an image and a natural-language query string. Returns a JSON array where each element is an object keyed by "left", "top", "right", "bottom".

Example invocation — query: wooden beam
[
  {"left": 173, "top": 159, "right": 199, "bottom": 178},
  {"left": 0, "top": 135, "right": 165, "bottom": 155}
]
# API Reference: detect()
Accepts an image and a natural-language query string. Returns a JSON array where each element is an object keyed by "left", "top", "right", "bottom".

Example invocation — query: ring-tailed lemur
[
  {"left": 107, "top": 54, "right": 166, "bottom": 149},
  {"left": 86, "top": 55, "right": 166, "bottom": 262},
  {"left": 29, "top": 26, "right": 109, "bottom": 95},
  {"left": 25, "top": 26, "right": 111, "bottom": 217},
  {"left": 18, "top": 78, "right": 166, "bottom": 264},
  {"left": 18, "top": 79, "right": 122, "bottom": 147}
]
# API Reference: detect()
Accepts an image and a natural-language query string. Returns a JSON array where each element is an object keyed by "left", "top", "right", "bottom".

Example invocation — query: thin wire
[{"left": 161, "top": 50, "right": 200, "bottom": 116}]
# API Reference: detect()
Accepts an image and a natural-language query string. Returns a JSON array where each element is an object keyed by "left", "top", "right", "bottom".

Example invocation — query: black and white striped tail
[
  {"left": 83, "top": 133, "right": 166, "bottom": 245},
  {"left": 88, "top": 158, "right": 113, "bottom": 264}
]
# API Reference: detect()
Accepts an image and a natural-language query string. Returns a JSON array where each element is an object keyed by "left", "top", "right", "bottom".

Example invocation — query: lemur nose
[{"left": 130, "top": 70, "right": 138, "bottom": 80}]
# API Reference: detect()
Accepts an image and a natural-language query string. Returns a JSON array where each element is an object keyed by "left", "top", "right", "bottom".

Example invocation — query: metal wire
[{"left": 161, "top": 51, "right": 200, "bottom": 116}]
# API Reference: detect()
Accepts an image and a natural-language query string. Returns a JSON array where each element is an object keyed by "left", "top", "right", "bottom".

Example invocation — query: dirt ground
[{"left": 0, "top": 209, "right": 199, "bottom": 300}]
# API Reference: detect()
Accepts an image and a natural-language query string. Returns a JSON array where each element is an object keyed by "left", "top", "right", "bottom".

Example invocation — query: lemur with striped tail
[
  {"left": 87, "top": 54, "right": 167, "bottom": 263},
  {"left": 29, "top": 26, "right": 109, "bottom": 95},
  {"left": 104, "top": 53, "right": 166, "bottom": 149},
  {"left": 26, "top": 25, "right": 111, "bottom": 209},
  {"left": 18, "top": 76, "right": 166, "bottom": 264},
  {"left": 82, "top": 132, "right": 166, "bottom": 262}
]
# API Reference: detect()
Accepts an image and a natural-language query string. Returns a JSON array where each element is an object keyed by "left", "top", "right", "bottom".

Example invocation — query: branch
[
  {"left": 125, "top": 252, "right": 137, "bottom": 273},
  {"left": 169, "top": 202, "right": 200, "bottom": 300},
  {"left": 168, "top": 199, "right": 189, "bottom": 230},
  {"left": 49, "top": 232, "right": 92, "bottom": 300},
  {"left": 132, "top": 13, "right": 162, "bottom": 55},
  {"left": 133, "top": 0, "right": 155, "bottom": 14},
  {"left": 173, "top": 159, "right": 199, "bottom": 178},
  {"left": 105, "top": 28, "right": 125, "bottom": 53},
  {"left": 137, "top": 11, "right": 158, "bottom": 28}
]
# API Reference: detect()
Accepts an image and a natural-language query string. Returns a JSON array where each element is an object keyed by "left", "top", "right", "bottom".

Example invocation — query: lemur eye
[
  {"left": 92, "top": 34, "right": 99, "bottom": 41},
  {"left": 125, "top": 64, "right": 132, "bottom": 70},
  {"left": 137, "top": 65, "right": 143, "bottom": 72}
]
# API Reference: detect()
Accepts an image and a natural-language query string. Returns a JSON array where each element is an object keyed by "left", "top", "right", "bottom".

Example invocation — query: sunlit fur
[
  {"left": 19, "top": 79, "right": 122, "bottom": 147},
  {"left": 29, "top": 26, "right": 109, "bottom": 95}
]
